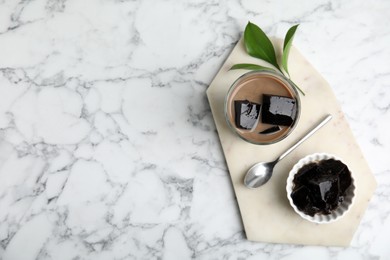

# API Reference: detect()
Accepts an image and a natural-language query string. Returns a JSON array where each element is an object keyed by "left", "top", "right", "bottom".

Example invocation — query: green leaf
[
  {"left": 229, "top": 63, "right": 275, "bottom": 71},
  {"left": 282, "top": 24, "right": 299, "bottom": 76},
  {"left": 244, "top": 22, "right": 280, "bottom": 70}
]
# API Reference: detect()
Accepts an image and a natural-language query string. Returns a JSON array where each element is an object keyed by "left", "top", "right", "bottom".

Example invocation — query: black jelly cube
[
  {"left": 234, "top": 100, "right": 261, "bottom": 130},
  {"left": 262, "top": 94, "right": 296, "bottom": 126},
  {"left": 306, "top": 174, "right": 339, "bottom": 212},
  {"left": 318, "top": 159, "right": 345, "bottom": 175},
  {"left": 293, "top": 163, "right": 317, "bottom": 186},
  {"left": 339, "top": 169, "right": 352, "bottom": 194},
  {"left": 318, "top": 159, "right": 351, "bottom": 194},
  {"left": 291, "top": 186, "right": 311, "bottom": 210},
  {"left": 259, "top": 125, "right": 281, "bottom": 135}
]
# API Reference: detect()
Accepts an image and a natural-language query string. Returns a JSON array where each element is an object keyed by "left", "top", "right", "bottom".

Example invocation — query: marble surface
[
  {"left": 207, "top": 38, "right": 376, "bottom": 246},
  {"left": 0, "top": 0, "right": 389, "bottom": 259}
]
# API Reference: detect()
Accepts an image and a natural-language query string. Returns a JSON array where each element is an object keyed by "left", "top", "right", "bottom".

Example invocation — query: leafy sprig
[{"left": 231, "top": 22, "right": 305, "bottom": 96}]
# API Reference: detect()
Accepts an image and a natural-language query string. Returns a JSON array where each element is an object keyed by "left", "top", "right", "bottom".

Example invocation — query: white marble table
[{"left": 0, "top": 0, "right": 389, "bottom": 259}]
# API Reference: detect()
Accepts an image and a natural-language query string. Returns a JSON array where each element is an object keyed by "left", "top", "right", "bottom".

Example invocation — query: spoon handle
[{"left": 277, "top": 114, "right": 333, "bottom": 162}]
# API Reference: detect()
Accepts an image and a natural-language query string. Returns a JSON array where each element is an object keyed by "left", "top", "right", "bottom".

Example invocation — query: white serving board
[{"left": 206, "top": 38, "right": 377, "bottom": 246}]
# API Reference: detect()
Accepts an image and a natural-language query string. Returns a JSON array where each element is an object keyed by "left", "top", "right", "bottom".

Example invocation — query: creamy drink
[{"left": 225, "top": 71, "right": 300, "bottom": 144}]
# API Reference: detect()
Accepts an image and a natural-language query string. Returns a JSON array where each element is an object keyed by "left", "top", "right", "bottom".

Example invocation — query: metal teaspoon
[{"left": 244, "top": 114, "right": 333, "bottom": 189}]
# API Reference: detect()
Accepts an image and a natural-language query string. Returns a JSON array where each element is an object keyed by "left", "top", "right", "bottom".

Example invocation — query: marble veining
[{"left": 0, "top": 0, "right": 389, "bottom": 259}]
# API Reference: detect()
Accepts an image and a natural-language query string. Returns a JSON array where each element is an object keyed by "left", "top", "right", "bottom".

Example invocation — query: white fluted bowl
[{"left": 286, "top": 153, "right": 355, "bottom": 224}]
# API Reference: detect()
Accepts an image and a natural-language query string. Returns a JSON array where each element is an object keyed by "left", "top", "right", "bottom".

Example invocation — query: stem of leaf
[
  {"left": 278, "top": 68, "right": 305, "bottom": 96},
  {"left": 290, "top": 80, "right": 305, "bottom": 96}
]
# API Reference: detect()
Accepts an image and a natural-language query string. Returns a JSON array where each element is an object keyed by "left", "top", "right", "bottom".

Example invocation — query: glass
[{"left": 224, "top": 70, "right": 301, "bottom": 145}]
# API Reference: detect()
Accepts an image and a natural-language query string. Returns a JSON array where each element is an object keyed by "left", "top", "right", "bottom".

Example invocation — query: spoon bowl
[
  {"left": 244, "top": 114, "right": 332, "bottom": 189},
  {"left": 244, "top": 161, "right": 276, "bottom": 189}
]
